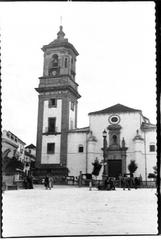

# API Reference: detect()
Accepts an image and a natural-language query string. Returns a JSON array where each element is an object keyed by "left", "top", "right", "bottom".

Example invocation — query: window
[
  {"left": 52, "top": 54, "right": 58, "bottom": 67},
  {"left": 71, "top": 102, "right": 74, "bottom": 111},
  {"left": 78, "top": 145, "right": 84, "bottom": 153},
  {"left": 47, "top": 143, "right": 55, "bottom": 154},
  {"left": 111, "top": 117, "right": 118, "bottom": 123},
  {"left": 48, "top": 118, "right": 56, "bottom": 133},
  {"left": 149, "top": 145, "right": 155, "bottom": 152},
  {"left": 109, "top": 115, "right": 120, "bottom": 124},
  {"left": 65, "top": 58, "right": 68, "bottom": 68},
  {"left": 113, "top": 135, "right": 117, "bottom": 144},
  {"left": 49, "top": 98, "right": 57, "bottom": 108}
]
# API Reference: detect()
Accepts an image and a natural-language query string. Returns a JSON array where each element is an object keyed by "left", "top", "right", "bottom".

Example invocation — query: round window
[
  {"left": 108, "top": 115, "right": 120, "bottom": 124},
  {"left": 111, "top": 117, "right": 118, "bottom": 123}
]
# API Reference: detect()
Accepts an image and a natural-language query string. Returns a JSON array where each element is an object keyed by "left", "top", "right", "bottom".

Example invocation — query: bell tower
[{"left": 35, "top": 26, "right": 81, "bottom": 175}]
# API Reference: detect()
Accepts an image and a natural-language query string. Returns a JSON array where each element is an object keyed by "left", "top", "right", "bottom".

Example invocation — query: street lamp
[{"left": 102, "top": 130, "right": 107, "bottom": 179}]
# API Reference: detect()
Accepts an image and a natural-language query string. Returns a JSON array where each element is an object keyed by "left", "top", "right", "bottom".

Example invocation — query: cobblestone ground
[{"left": 2, "top": 185, "right": 158, "bottom": 237}]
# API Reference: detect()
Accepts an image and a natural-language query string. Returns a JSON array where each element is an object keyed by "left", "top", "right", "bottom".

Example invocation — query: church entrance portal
[{"left": 108, "top": 160, "right": 122, "bottom": 178}]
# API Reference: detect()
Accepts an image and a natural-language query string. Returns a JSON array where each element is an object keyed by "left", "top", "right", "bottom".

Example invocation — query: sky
[{"left": 0, "top": 2, "right": 156, "bottom": 145}]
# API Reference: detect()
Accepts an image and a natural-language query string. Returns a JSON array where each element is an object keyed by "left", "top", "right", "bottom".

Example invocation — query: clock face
[{"left": 52, "top": 70, "right": 57, "bottom": 76}]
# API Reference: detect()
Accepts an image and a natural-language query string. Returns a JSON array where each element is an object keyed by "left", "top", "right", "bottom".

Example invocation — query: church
[{"left": 35, "top": 26, "right": 156, "bottom": 181}]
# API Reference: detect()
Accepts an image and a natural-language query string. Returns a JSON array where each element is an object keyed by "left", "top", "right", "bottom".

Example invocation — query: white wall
[
  {"left": 87, "top": 140, "right": 103, "bottom": 178},
  {"left": 43, "top": 99, "right": 62, "bottom": 132},
  {"left": 133, "top": 140, "right": 145, "bottom": 179},
  {"left": 41, "top": 135, "right": 61, "bottom": 164},
  {"left": 67, "top": 132, "right": 87, "bottom": 176},
  {"left": 41, "top": 99, "right": 62, "bottom": 164},
  {"left": 89, "top": 112, "right": 141, "bottom": 158},
  {"left": 89, "top": 112, "right": 156, "bottom": 180},
  {"left": 143, "top": 129, "right": 157, "bottom": 178},
  {"left": 69, "top": 101, "right": 76, "bottom": 130}
]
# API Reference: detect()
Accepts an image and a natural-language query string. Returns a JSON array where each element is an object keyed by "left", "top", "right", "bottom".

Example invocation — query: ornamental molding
[{"left": 107, "top": 124, "right": 122, "bottom": 130}]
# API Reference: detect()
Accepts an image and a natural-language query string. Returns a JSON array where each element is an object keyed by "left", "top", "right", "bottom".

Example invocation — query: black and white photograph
[{"left": 1, "top": 1, "right": 159, "bottom": 237}]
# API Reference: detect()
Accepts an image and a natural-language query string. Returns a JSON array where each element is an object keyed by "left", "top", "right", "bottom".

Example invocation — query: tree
[
  {"left": 92, "top": 158, "right": 102, "bottom": 177},
  {"left": 128, "top": 160, "right": 138, "bottom": 177},
  {"left": 4, "top": 155, "right": 24, "bottom": 175}
]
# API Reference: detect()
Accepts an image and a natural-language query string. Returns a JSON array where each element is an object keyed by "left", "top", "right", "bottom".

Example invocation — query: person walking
[
  {"left": 49, "top": 176, "right": 53, "bottom": 190},
  {"left": 122, "top": 174, "right": 127, "bottom": 190},
  {"left": 23, "top": 176, "right": 28, "bottom": 189},
  {"left": 44, "top": 175, "right": 49, "bottom": 189},
  {"left": 78, "top": 171, "right": 82, "bottom": 187},
  {"left": 109, "top": 178, "right": 116, "bottom": 190},
  {"left": 104, "top": 176, "right": 110, "bottom": 190},
  {"left": 126, "top": 176, "right": 131, "bottom": 190}
]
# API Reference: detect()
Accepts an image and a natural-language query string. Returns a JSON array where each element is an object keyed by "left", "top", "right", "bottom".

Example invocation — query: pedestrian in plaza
[
  {"left": 126, "top": 176, "right": 131, "bottom": 190},
  {"left": 49, "top": 176, "right": 53, "bottom": 190},
  {"left": 118, "top": 174, "right": 122, "bottom": 188},
  {"left": 134, "top": 177, "right": 140, "bottom": 189},
  {"left": 78, "top": 171, "right": 82, "bottom": 187},
  {"left": 23, "top": 176, "right": 28, "bottom": 189},
  {"left": 109, "top": 178, "right": 116, "bottom": 190},
  {"left": 44, "top": 175, "right": 49, "bottom": 189},
  {"left": 121, "top": 175, "right": 126, "bottom": 190},
  {"left": 104, "top": 176, "right": 110, "bottom": 190},
  {"left": 89, "top": 180, "right": 92, "bottom": 191},
  {"left": 122, "top": 174, "right": 130, "bottom": 190},
  {"left": 27, "top": 173, "right": 33, "bottom": 189}
]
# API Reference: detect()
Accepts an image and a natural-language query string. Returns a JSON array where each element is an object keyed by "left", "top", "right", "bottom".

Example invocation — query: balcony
[{"left": 43, "top": 127, "right": 60, "bottom": 135}]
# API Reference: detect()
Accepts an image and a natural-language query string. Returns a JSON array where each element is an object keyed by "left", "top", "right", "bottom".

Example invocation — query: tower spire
[{"left": 57, "top": 24, "right": 65, "bottom": 40}]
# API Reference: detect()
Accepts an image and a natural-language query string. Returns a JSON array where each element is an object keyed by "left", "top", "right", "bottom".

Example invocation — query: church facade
[{"left": 35, "top": 26, "right": 156, "bottom": 181}]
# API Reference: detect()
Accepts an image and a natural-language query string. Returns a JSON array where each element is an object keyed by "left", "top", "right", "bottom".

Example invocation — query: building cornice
[
  {"left": 68, "top": 127, "right": 90, "bottom": 133},
  {"left": 88, "top": 104, "right": 141, "bottom": 116},
  {"left": 2, "top": 138, "right": 18, "bottom": 148},
  {"left": 141, "top": 122, "right": 156, "bottom": 131}
]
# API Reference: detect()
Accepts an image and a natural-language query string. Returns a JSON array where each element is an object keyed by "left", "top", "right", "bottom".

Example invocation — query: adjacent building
[
  {"left": 35, "top": 26, "right": 156, "bottom": 181},
  {"left": 24, "top": 144, "right": 36, "bottom": 175},
  {"left": 2, "top": 130, "right": 26, "bottom": 162},
  {"left": 2, "top": 130, "right": 26, "bottom": 186},
  {"left": 2, "top": 130, "right": 36, "bottom": 179}
]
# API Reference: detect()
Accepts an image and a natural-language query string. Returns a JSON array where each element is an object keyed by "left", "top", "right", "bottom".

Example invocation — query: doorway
[{"left": 108, "top": 160, "right": 122, "bottom": 178}]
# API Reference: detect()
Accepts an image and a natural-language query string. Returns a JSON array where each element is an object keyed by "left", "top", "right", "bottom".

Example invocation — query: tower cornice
[
  {"left": 35, "top": 85, "right": 81, "bottom": 99},
  {"left": 42, "top": 41, "right": 79, "bottom": 56},
  {"left": 39, "top": 75, "right": 79, "bottom": 86}
]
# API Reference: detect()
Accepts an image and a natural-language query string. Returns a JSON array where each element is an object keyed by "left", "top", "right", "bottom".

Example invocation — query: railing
[
  {"left": 75, "top": 179, "right": 157, "bottom": 188},
  {"left": 44, "top": 127, "right": 59, "bottom": 134}
]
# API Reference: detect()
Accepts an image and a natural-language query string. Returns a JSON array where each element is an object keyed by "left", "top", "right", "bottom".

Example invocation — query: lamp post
[{"left": 102, "top": 130, "right": 107, "bottom": 179}]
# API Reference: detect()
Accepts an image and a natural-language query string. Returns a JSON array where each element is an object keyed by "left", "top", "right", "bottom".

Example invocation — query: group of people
[
  {"left": 43, "top": 175, "right": 54, "bottom": 190},
  {"left": 120, "top": 174, "right": 141, "bottom": 190},
  {"left": 97, "top": 174, "right": 142, "bottom": 191},
  {"left": 98, "top": 177, "right": 116, "bottom": 191}
]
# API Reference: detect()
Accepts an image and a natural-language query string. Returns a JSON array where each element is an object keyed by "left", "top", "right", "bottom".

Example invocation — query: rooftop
[
  {"left": 88, "top": 104, "right": 141, "bottom": 116},
  {"left": 25, "top": 144, "right": 36, "bottom": 149}
]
